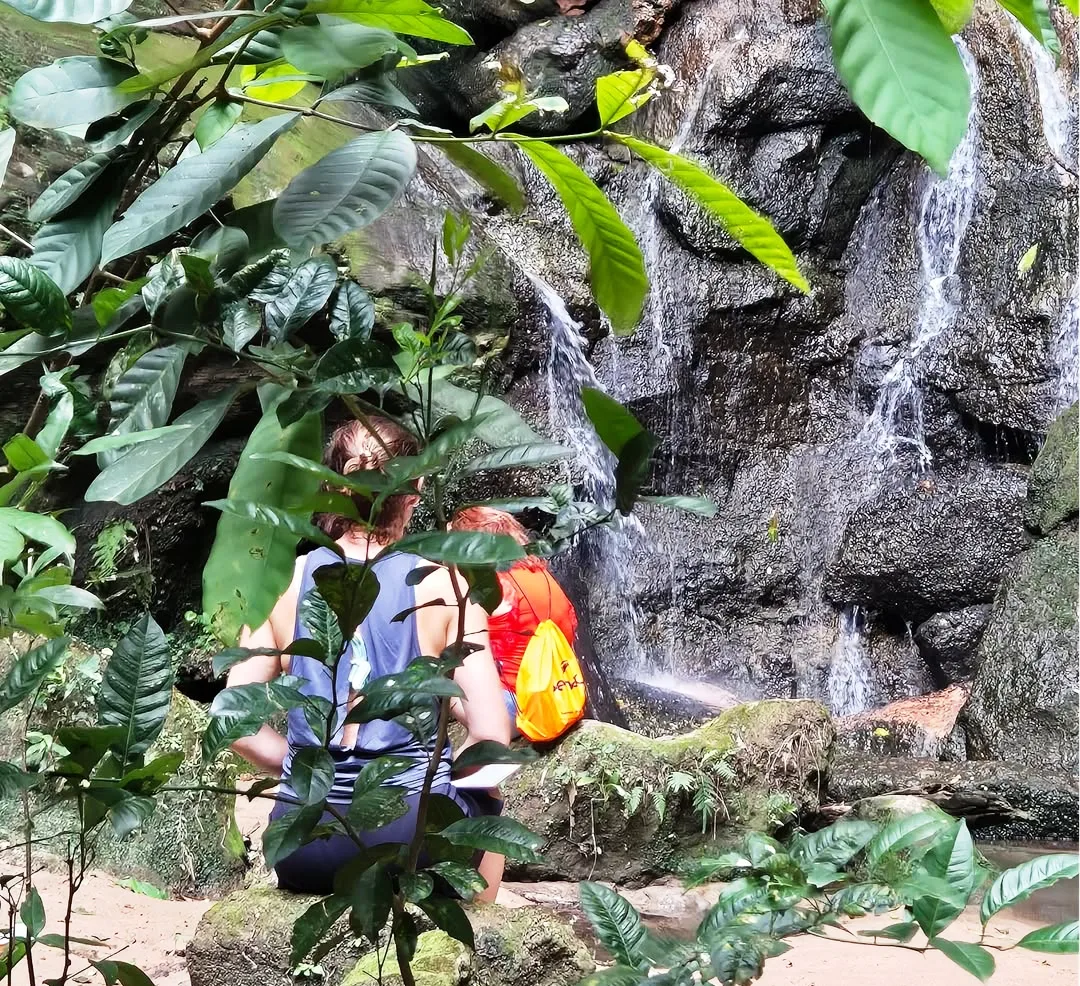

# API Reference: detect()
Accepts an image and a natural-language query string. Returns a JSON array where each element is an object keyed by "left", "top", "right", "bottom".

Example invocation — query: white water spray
[{"left": 827, "top": 607, "right": 873, "bottom": 716}]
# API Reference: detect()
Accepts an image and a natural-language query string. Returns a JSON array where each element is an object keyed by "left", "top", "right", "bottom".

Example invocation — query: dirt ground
[{"left": 4, "top": 852, "right": 1076, "bottom": 986}]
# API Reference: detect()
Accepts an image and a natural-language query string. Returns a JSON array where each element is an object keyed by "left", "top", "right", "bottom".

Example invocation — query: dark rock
[
  {"left": 914, "top": 605, "right": 993, "bottom": 684},
  {"left": 504, "top": 700, "right": 833, "bottom": 885},
  {"left": 824, "top": 468, "right": 1030, "bottom": 620},
  {"left": 1024, "top": 401, "right": 1079, "bottom": 535},
  {"left": 963, "top": 525, "right": 1079, "bottom": 772},
  {"left": 825, "top": 751, "right": 1079, "bottom": 842}
]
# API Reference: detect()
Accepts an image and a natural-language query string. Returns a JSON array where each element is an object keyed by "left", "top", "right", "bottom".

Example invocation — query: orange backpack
[{"left": 514, "top": 619, "right": 586, "bottom": 742}]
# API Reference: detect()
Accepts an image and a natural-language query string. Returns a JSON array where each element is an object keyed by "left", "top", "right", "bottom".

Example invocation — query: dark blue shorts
[{"left": 270, "top": 784, "right": 502, "bottom": 894}]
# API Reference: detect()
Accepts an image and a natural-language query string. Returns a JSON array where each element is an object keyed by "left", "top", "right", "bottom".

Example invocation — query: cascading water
[
  {"left": 857, "top": 41, "right": 981, "bottom": 477},
  {"left": 1053, "top": 290, "right": 1079, "bottom": 411},
  {"left": 825, "top": 42, "right": 981, "bottom": 714},
  {"left": 1013, "top": 25, "right": 1078, "bottom": 174}
]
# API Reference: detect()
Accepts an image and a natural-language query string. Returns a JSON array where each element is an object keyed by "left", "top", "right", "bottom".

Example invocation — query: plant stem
[
  {"left": 0, "top": 223, "right": 33, "bottom": 251},
  {"left": 390, "top": 896, "right": 417, "bottom": 986}
]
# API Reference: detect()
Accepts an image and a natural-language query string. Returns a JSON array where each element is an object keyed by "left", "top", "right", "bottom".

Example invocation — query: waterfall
[
  {"left": 1054, "top": 288, "right": 1079, "bottom": 411},
  {"left": 827, "top": 607, "right": 873, "bottom": 716},
  {"left": 530, "top": 272, "right": 650, "bottom": 670},
  {"left": 857, "top": 41, "right": 981, "bottom": 477},
  {"left": 1013, "top": 25, "right": 1078, "bottom": 174}
]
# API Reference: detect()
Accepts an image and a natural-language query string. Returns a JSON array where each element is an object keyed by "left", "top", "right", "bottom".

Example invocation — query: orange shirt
[{"left": 488, "top": 560, "right": 578, "bottom": 693}]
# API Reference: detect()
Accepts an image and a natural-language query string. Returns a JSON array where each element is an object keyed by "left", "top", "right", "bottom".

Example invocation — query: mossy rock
[
  {"left": 188, "top": 886, "right": 372, "bottom": 986},
  {"left": 1025, "top": 402, "right": 1079, "bottom": 535},
  {"left": 343, "top": 931, "right": 469, "bottom": 986},
  {"left": 467, "top": 904, "right": 595, "bottom": 986},
  {"left": 503, "top": 700, "right": 833, "bottom": 885}
]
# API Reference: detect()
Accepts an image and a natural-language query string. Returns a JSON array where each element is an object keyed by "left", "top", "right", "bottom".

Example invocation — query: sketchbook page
[{"left": 451, "top": 763, "right": 523, "bottom": 790}]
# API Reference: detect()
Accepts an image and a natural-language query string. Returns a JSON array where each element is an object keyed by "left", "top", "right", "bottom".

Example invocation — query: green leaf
[
  {"left": 35, "top": 584, "right": 104, "bottom": 610},
  {"left": 115, "top": 878, "right": 167, "bottom": 899},
  {"left": 428, "top": 861, "right": 487, "bottom": 901},
  {"left": 822, "top": 0, "right": 970, "bottom": 175},
  {"left": 610, "top": 135, "right": 809, "bottom": 293},
  {"left": 392, "top": 530, "right": 525, "bottom": 567},
  {"left": 913, "top": 820, "right": 977, "bottom": 938},
  {"left": 459, "top": 443, "right": 570, "bottom": 476},
  {"left": 279, "top": 22, "right": 406, "bottom": 80},
  {"left": 290, "top": 895, "right": 350, "bottom": 966},
  {"left": 0, "top": 508, "right": 74, "bottom": 554},
  {"left": 437, "top": 143, "right": 525, "bottom": 214},
  {"left": 2, "top": 0, "right": 132, "bottom": 22},
  {"left": 100, "top": 113, "right": 298, "bottom": 265},
  {"left": 0, "top": 129, "right": 13, "bottom": 185},
  {"left": 93, "top": 960, "right": 155, "bottom": 986},
  {"left": 0, "top": 257, "right": 71, "bottom": 332},
  {"left": 195, "top": 99, "right": 243, "bottom": 151},
  {"left": 638, "top": 494, "right": 718, "bottom": 517},
  {"left": 222, "top": 302, "right": 262, "bottom": 352},
  {"left": 580, "top": 386, "right": 644, "bottom": 457},
  {"left": 250, "top": 451, "right": 394, "bottom": 495},
  {"left": 91, "top": 277, "right": 147, "bottom": 328},
  {"left": 98, "top": 344, "right": 188, "bottom": 468},
  {"left": 273, "top": 131, "right": 416, "bottom": 251},
  {"left": 930, "top": 938, "right": 995, "bottom": 981},
  {"left": 209, "top": 676, "right": 309, "bottom": 721},
  {"left": 202, "top": 390, "right": 323, "bottom": 643},
  {"left": 306, "top": 0, "right": 473, "bottom": 43},
  {"left": 596, "top": 68, "right": 655, "bottom": 126},
  {"left": 29, "top": 188, "right": 120, "bottom": 296},
  {"left": 9, "top": 56, "right": 138, "bottom": 129},
  {"left": 299, "top": 588, "right": 344, "bottom": 659},
  {"left": 20, "top": 888, "right": 44, "bottom": 939},
  {"left": 0, "top": 637, "right": 68, "bottom": 715},
  {"left": 329, "top": 281, "right": 375, "bottom": 342},
  {"left": 86, "top": 387, "right": 237, "bottom": 505},
  {"left": 995, "top": 0, "right": 1060, "bottom": 57},
  {"left": 516, "top": 140, "right": 646, "bottom": 334},
  {"left": 75, "top": 426, "right": 192, "bottom": 457},
  {"left": 579, "top": 881, "right": 647, "bottom": 966},
  {"left": 858, "top": 921, "right": 919, "bottom": 942},
  {"left": 1016, "top": 920, "right": 1079, "bottom": 954},
  {"left": 311, "top": 562, "right": 381, "bottom": 642},
  {"left": 577, "top": 969, "right": 644, "bottom": 986},
  {"left": 348, "top": 862, "right": 394, "bottom": 942},
  {"left": 204, "top": 500, "right": 339, "bottom": 553},
  {"left": 84, "top": 99, "right": 160, "bottom": 154},
  {"left": 320, "top": 74, "right": 417, "bottom": 113},
  {"left": 288, "top": 747, "right": 335, "bottom": 803},
  {"left": 980, "top": 853, "right": 1079, "bottom": 924},
  {"left": 0, "top": 761, "right": 42, "bottom": 798},
  {"left": 408, "top": 378, "right": 540, "bottom": 446},
  {"left": 417, "top": 896, "right": 474, "bottom": 948},
  {"left": 450, "top": 741, "right": 538, "bottom": 778},
  {"left": 29, "top": 150, "right": 119, "bottom": 223},
  {"left": 348, "top": 784, "right": 408, "bottom": 830},
  {"left": 200, "top": 714, "right": 265, "bottom": 762},
  {"left": 439, "top": 815, "right": 543, "bottom": 862},
  {"left": 264, "top": 257, "right": 338, "bottom": 340},
  {"left": 97, "top": 613, "right": 174, "bottom": 768},
  {"left": 866, "top": 809, "right": 954, "bottom": 866},
  {"left": 790, "top": 818, "right": 879, "bottom": 867},
  {"left": 929, "top": 0, "right": 975, "bottom": 33},
  {"left": 1017, "top": 243, "right": 1039, "bottom": 276}
]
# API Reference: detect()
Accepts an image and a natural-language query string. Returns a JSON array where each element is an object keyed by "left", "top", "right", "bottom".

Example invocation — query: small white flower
[{"left": 101, "top": 647, "right": 113, "bottom": 658}]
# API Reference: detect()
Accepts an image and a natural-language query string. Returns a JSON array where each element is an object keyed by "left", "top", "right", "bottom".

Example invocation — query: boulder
[
  {"left": 824, "top": 468, "right": 1029, "bottom": 619},
  {"left": 187, "top": 886, "right": 369, "bottom": 986},
  {"left": 503, "top": 700, "right": 833, "bottom": 885},
  {"left": 913, "top": 605, "right": 993, "bottom": 684},
  {"left": 468, "top": 904, "right": 596, "bottom": 985},
  {"left": 825, "top": 752, "right": 1079, "bottom": 842},
  {"left": 1024, "top": 402, "right": 1079, "bottom": 535},
  {"left": 835, "top": 684, "right": 969, "bottom": 761},
  {"left": 962, "top": 526, "right": 1079, "bottom": 772},
  {"left": 343, "top": 932, "right": 468, "bottom": 986}
]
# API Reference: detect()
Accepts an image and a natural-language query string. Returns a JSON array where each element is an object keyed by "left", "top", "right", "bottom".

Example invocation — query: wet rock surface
[
  {"left": 836, "top": 684, "right": 969, "bottom": 761},
  {"left": 1024, "top": 402, "right": 1079, "bottom": 535},
  {"left": 914, "top": 605, "right": 993, "bottom": 685}
]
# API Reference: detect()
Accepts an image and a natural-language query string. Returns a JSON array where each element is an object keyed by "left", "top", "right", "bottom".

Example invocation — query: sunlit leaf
[
  {"left": 0, "top": 257, "right": 71, "bottom": 333},
  {"left": 1, "top": 0, "right": 132, "bottom": 23},
  {"left": 9, "top": 56, "right": 138, "bottom": 129},
  {"left": 305, "top": 0, "right": 473, "bottom": 43},
  {"left": 437, "top": 143, "right": 525, "bottom": 213}
]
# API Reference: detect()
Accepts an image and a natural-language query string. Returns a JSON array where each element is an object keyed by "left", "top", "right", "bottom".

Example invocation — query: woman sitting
[
  {"left": 223, "top": 417, "right": 510, "bottom": 897},
  {"left": 449, "top": 507, "right": 579, "bottom": 735}
]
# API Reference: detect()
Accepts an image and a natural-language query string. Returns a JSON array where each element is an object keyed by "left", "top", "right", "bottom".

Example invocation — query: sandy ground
[{"left": 4, "top": 841, "right": 1075, "bottom": 986}]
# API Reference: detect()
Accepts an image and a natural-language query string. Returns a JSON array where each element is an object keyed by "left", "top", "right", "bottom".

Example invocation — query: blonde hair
[{"left": 316, "top": 416, "right": 419, "bottom": 541}]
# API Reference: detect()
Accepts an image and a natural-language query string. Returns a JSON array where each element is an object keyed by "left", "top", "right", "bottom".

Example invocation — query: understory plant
[{"left": 576, "top": 811, "right": 1079, "bottom": 984}]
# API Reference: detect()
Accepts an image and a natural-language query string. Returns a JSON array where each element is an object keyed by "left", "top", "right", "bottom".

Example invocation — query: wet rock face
[
  {"left": 913, "top": 605, "right": 993, "bottom": 685},
  {"left": 823, "top": 468, "right": 1030, "bottom": 620},
  {"left": 1025, "top": 401, "right": 1079, "bottom": 535}
]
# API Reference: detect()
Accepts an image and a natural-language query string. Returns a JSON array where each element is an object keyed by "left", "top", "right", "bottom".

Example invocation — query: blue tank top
[{"left": 280, "top": 547, "right": 452, "bottom": 805}]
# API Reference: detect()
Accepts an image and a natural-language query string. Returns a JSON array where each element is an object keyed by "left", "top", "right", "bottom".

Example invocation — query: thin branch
[{"left": 0, "top": 223, "right": 33, "bottom": 251}]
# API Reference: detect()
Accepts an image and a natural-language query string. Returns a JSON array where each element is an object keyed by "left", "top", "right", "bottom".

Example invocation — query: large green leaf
[
  {"left": 866, "top": 809, "right": 954, "bottom": 866},
  {"left": 279, "top": 22, "right": 405, "bottom": 80},
  {"left": 202, "top": 390, "right": 323, "bottom": 644},
  {"left": 329, "top": 281, "right": 375, "bottom": 342},
  {"left": 580, "top": 386, "right": 645, "bottom": 456},
  {"left": 0, "top": 508, "right": 75, "bottom": 554},
  {"left": 0, "top": 129, "right": 13, "bottom": 185},
  {"left": 610, "top": 135, "right": 809, "bottom": 293},
  {"left": 437, "top": 142, "right": 525, "bottom": 214},
  {"left": 913, "top": 821, "right": 976, "bottom": 938},
  {"left": 980, "top": 853, "right": 1079, "bottom": 924},
  {"left": 100, "top": 113, "right": 298, "bottom": 265},
  {"left": 263, "top": 804, "right": 324, "bottom": 868},
  {"left": 320, "top": 75, "right": 416, "bottom": 113},
  {"left": 288, "top": 747, "right": 335, "bottom": 803},
  {"left": 99, "top": 345, "right": 188, "bottom": 469},
  {"left": 996, "top": 0, "right": 1060, "bottom": 57},
  {"left": 929, "top": 0, "right": 975, "bottom": 33},
  {"left": 2, "top": 0, "right": 132, "bottom": 22},
  {"left": 204, "top": 499, "right": 339, "bottom": 553},
  {"left": 9, "top": 57, "right": 138, "bottom": 130},
  {"left": 407, "top": 378, "right": 539, "bottom": 447},
  {"left": 264, "top": 257, "right": 339, "bottom": 340},
  {"left": 822, "top": 0, "right": 970, "bottom": 175},
  {"left": 0, "top": 637, "right": 68, "bottom": 715},
  {"left": 311, "top": 563, "right": 381, "bottom": 642},
  {"left": 29, "top": 151, "right": 119, "bottom": 223},
  {"left": 596, "top": 68, "right": 654, "bottom": 126},
  {"left": 194, "top": 99, "right": 244, "bottom": 151},
  {"left": 516, "top": 140, "right": 646, "bottom": 334},
  {"left": 306, "top": 0, "right": 472, "bottom": 43},
  {"left": 439, "top": 815, "right": 543, "bottom": 862},
  {"left": 459, "top": 442, "right": 570, "bottom": 476},
  {"left": 0, "top": 761, "right": 42, "bottom": 799},
  {"left": 29, "top": 188, "right": 120, "bottom": 295},
  {"left": 790, "top": 818, "right": 879, "bottom": 867},
  {"left": 930, "top": 938, "right": 995, "bottom": 981},
  {"left": 85, "top": 387, "right": 237, "bottom": 504},
  {"left": 273, "top": 131, "right": 416, "bottom": 251},
  {"left": 97, "top": 613, "right": 174, "bottom": 768},
  {"left": 0, "top": 257, "right": 71, "bottom": 332},
  {"left": 392, "top": 530, "right": 525, "bottom": 567},
  {"left": 1017, "top": 921, "right": 1079, "bottom": 953},
  {"left": 578, "top": 882, "right": 648, "bottom": 967},
  {"left": 290, "top": 895, "right": 351, "bottom": 967}
]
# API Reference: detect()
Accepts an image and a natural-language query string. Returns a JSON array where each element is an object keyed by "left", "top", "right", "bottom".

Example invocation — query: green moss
[
  {"left": 343, "top": 931, "right": 468, "bottom": 986},
  {"left": 1025, "top": 401, "right": 1079, "bottom": 535}
]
